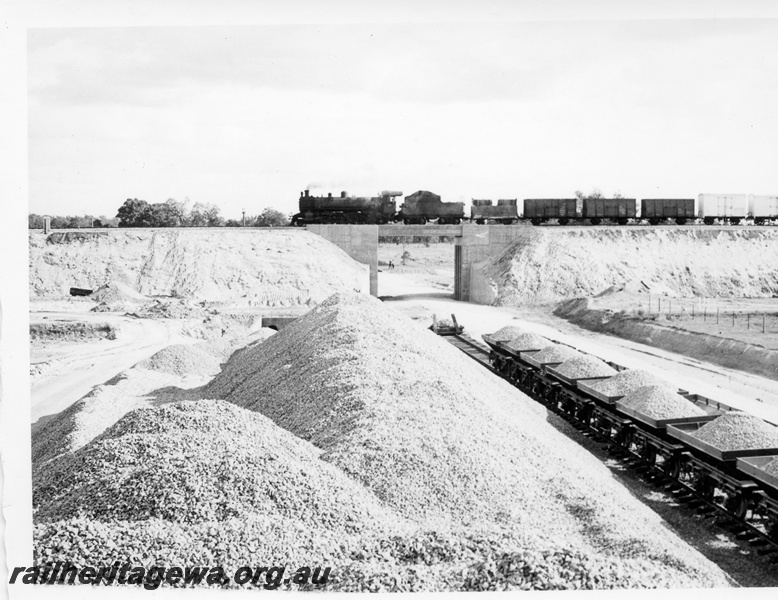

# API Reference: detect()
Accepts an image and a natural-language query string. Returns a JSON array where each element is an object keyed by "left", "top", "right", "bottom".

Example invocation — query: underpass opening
[{"left": 377, "top": 234, "right": 457, "bottom": 301}]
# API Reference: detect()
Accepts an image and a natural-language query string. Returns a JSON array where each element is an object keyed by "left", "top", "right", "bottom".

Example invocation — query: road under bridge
[{"left": 306, "top": 224, "right": 532, "bottom": 302}]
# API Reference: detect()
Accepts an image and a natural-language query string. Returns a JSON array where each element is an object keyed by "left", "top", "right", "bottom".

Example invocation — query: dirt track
[{"left": 30, "top": 312, "right": 189, "bottom": 423}]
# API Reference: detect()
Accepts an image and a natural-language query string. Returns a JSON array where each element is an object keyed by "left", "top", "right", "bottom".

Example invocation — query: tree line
[{"left": 29, "top": 198, "right": 290, "bottom": 229}]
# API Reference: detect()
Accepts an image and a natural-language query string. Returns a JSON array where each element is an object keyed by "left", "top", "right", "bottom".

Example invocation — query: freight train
[
  {"left": 292, "top": 190, "right": 778, "bottom": 226},
  {"left": 443, "top": 328, "right": 778, "bottom": 542}
]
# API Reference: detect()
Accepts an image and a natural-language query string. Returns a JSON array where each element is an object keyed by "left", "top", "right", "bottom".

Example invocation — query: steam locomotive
[
  {"left": 291, "top": 189, "right": 466, "bottom": 226},
  {"left": 291, "top": 190, "right": 778, "bottom": 226}
]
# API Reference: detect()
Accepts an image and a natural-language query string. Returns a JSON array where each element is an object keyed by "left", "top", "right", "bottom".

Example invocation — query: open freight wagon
[
  {"left": 470, "top": 199, "right": 519, "bottom": 224},
  {"left": 479, "top": 324, "right": 778, "bottom": 537}
]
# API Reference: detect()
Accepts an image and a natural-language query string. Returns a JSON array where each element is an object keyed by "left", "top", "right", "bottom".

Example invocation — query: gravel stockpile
[
  {"left": 505, "top": 333, "right": 552, "bottom": 353},
  {"left": 34, "top": 400, "right": 411, "bottom": 581},
  {"left": 34, "top": 400, "right": 396, "bottom": 528},
  {"left": 588, "top": 369, "right": 667, "bottom": 397},
  {"left": 522, "top": 343, "right": 582, "bottom": 364},
  {"left": 138, "top": 344, "right": 223, "bottom": 377},
  {"left": 199, "top": 293, "right": 731, "bottom": 588},
  {"left": 31, "top": 368, "right": 183, "bottom": 467},
  {"left": 552, "top": 356, "right": 618, "bottom": 379},
  {"left": 489, "top": 325, "right": 527, "bottom": 341},
  {"left": 693, "top": 412, "right": 778, "bottom": 451},
  {"left": 618, "top": 386, "right": 707, "bottom": 420}
]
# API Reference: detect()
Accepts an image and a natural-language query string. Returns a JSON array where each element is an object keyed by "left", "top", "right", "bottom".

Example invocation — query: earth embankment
[
  {"left": 29, "top": 229, "right": 369, "bottom": 306},
  {"left": 471, "top": 227, "right": 778, "bottom": 305}
]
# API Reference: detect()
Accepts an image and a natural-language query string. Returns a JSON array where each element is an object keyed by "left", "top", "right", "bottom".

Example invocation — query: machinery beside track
[{"left": 436, "top": 322, "right": 778, "bottom": 557}]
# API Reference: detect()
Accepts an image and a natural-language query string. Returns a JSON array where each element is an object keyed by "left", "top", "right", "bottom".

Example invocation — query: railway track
[{"left": 444, "top": 333, "right": 778, "bottom": 563}]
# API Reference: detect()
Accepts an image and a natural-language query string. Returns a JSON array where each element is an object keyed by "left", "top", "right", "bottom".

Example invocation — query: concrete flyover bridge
[{"left": 306, "top": 224, "right": 533, "bottom": 302}]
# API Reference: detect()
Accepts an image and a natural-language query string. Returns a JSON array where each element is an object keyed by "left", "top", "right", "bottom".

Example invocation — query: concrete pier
[{"left": 308, "top": 223, "right": 532, "bottom": 301}]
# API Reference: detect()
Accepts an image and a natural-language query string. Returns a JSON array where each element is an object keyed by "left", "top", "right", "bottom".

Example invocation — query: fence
[{"left": 633, "top": 296, "right": 778, "bottom": 337}]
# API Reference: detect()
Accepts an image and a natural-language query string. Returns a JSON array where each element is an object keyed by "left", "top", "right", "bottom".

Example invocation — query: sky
[{"left": 26, "top": 12, "right": 778, "bottom": 220}]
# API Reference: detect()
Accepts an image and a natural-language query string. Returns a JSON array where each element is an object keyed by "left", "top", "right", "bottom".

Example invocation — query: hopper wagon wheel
[
  {"left": 675, "top": 218, "right": 687, "bottom": 225},
  {"left": 724, "top": 493, "right": 749, "bottom": 521},
  {"left": 589, "top": 218, "right": 602, "bottom": 226},
  {"left": 695, "top": 475, "right": 715, "bottom": 502},
  {"left": 558, "top": 218, "right": 570, "bottom": 226},
  {"left": 648, "top": 218, "right": 660, "bottom": 226},
  {"left": 663, "top": 456, "right": 681, "bottom": 480},
  {"left": 755, "top": 217, "right": 766, "bottom": 226},
  {"left": 419, "top": 217, "right": 428, "bottom": 225},
  {"left": 453, "top": 218, "right": 462, "bottom": 225},
  {"left": 703, "top": 217, "right": 715, "bottom": 225},
  {"left": 617, "top": 427, "right": 633, "bottom": 449},
  {"left": 616, "top": 217, "right": 629, "bottom": 226},
  {"left": 768, "top": 518, "right": 778, "bottom": 542},
  {"left": 476, "top": 219, "right": 485, "bottom": 225},
  {"left": 530, "top": 218, "right": 541, "bottom": 226},
  {"left": 578, "top": 405, "right": 593, "bottom": 426},
  {"left": 640, "top": 443, "right": 657, "bottom": 466},
  {"left": 403, "top": 218, "right": 411, "bottom": 225}
]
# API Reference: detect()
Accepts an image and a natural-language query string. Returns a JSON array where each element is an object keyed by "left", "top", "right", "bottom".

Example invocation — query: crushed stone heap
[
  {"left": 34, "top": 400, "right": 406, "bottom": 578},
  {"left": 693, "top": 412, "right": 778, "bottom": 451},
  {"left": 201, "top": 292, "right": 730, "bottom": 589},
  {"left": 522, "top": 343, "right": 582, "bottom": 364},
  {"left": 551, "top": 356, "right": 617, "bottom": 379},
  {"left": 618, "top": 385, "right": 707, "bottom": 420},
  {"left": 589, "top": 369, "right": 667, "bottom": 397}
]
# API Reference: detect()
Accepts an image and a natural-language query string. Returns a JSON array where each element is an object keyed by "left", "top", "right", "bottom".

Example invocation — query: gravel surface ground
[
  {"left": 138, "top": 344, "right": 223, "bottom": 377},
  {"left": 618, "top": 385, "right": 707, "bottom": 420},
  {"left": 200, "top": 292, "right": 732, "bottom": 588},
  {"left": 693, "top": 413, "right": 778, "bottom": 451},
  {"left": 552, "top": 356, "right": 618, "bottom": 379},
  {"left": 589, "top": 369, "right": 668, "bottom": 397}
]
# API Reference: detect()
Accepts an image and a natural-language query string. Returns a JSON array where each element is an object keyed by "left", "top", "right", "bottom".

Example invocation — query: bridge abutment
[{"left": 307, "top": 224, "right": 532, "bottom": 302}]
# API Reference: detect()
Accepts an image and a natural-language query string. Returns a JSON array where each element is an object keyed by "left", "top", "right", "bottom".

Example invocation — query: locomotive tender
[{"left": 292, "top": 189, "right": 778, "bottom": 226}]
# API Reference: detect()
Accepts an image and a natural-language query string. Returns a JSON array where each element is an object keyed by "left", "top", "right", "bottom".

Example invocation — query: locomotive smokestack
[
  {"left": 304, "top": 190, "right": 309, "bottom": 197},
  {"left": 341, "top": 191, "right": 347, "bottom": 198},
  {"left": 328, "top": 192, "right": 332, "bottom": 198}
]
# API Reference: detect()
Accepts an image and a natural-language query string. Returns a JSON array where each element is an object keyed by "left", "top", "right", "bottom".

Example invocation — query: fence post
[
  {"left": 764, "top": 314, "right": 767, "bottom": 334},
  {"left": 748, "top": 314, "right": 750, "bottom": 330},
  {"left": 732, "top": 312, "right": 735, "bottom": 327}
]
